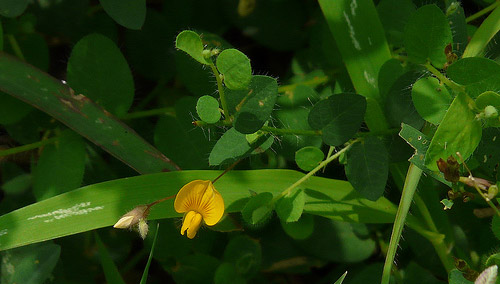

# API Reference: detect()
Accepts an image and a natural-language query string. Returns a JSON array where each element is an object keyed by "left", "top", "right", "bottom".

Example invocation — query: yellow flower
[{"left": 174, "top": 180, "right": 225, "bottom": 239}]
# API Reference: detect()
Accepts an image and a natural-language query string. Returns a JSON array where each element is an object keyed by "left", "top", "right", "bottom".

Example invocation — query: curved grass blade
[
  {"left": 0, "top": 52, "right": 179, "bottom": 173},
  {"left": 140, "top": 223, "right": 159, "bottom": 284},
  {"left": 0, "top": 169, "right": 398, "bottom": 251},
  {"left": 463, "top": 5, "right": 500, "bottom": 58}
]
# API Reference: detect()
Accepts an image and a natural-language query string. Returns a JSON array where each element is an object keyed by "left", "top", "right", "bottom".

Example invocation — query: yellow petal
[
  {"left": 202, "top": 189, "right": 224, "bottom": 226},
  {"left": 180, "top": 210, "right": 196, "bottom": 236},
  {"left": 174, "top": 180, "right": 212, "bottom": 213},
  {"left": 186, "top": 212, "right": 203, "bottom": 239}
]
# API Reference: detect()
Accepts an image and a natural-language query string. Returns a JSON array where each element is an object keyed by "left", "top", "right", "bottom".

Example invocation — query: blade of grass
[
  {"left": 0, "top": 52, "right": 179, "bottom": 173},
  {"left": 140, "top": 223, "right": 159, "bottom": 284},
  {"left": 95, "top": 233, "right": 126, "bottom": 284},
  {"left": 463, "top": 5, "right": 500, "bottom": 58},
  {"left": 318, "top": 0, "right": 391, "bottom": 131},
  {"left": 0, "top": 169, "right": 399, "bottom": 251},
  {"left": 381, "top": 164, "right": 423, "bottom": 284}
]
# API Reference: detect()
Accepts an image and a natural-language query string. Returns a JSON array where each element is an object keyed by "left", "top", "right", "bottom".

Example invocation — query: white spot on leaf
[
  {"left": 343, "top": 11, "right": 361, "bottom": 51},
  {"left": 27, "top": 202, "right": 104, "bottom": 223}
]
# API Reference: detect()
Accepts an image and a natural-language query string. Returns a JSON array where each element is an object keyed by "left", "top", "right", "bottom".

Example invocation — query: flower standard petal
[
  {"left": 202, "top": 190, "right": 225, "bottom": 226},
  {"left": 174, "top": 180, "right": 212, "bottom": 213}
]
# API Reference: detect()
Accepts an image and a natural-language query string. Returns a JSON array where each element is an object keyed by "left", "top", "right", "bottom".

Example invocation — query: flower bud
[
  {"left": 113, "top": 205, "right": 148, "bottom": 229},
  {"left": 484, "top": 105, "right": 498, "bottom": 119}
]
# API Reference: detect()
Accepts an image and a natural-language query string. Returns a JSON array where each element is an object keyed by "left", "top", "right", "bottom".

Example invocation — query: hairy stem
[
  {"left": 424, "top": 62, "right": 465, "bottom": 93},
  {"left": 119, "top": 107, "right": 175, "bottom": 120},
  {"left": 0, "top": 136, "right": 59, "bottom": 157},
  {"left": 209, "top": 63, "right": 230, "bottom": 121},
  {"left": 382, "top": 164, "right": 423, "bottom": 284}
]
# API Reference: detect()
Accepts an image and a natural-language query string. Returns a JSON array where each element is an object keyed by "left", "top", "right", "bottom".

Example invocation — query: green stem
[
  {"left": 463, "top": 176, "right": 500, "bottom": 217},
  {"left": 209, "top": 63, "right": 230, "bottom": 121},
  {"left": 6, "top": 35, "right": 25, "bottom": 61},
  {"left": 382, "top": 164, "right": 423, "bottom": 284},
  {"left": 276, "top": 140, "right": 357, "bottom": 200},
  {"left": 260, "top": 126, "right": 322, "bottom": 136},
  {"left": 466, "top": 0, "right": 500, "bottom": 23},
  {"left": 424, "top": 62, "right": 465, "bottom": 93},
  {"left": 355, "top": 128, "right": 399, "bottom": 138},
  {"left": 277, "top": 75, "right": 330, "bottom": 93},
  {"left": 119, "top": 107, "right": 175, "bottom": 120},
  {"left": 0, "top": 136, "right": 59, "bottom": 157}
]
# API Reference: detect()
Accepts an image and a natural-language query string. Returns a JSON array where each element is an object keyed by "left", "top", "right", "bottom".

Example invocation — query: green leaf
[
  {"left": 295, "top": 146, "right": 324, "bottom": 172},
  {"left": 32, "top": 131, "right": 86, "bottom": 201},
  {"left": 447, "top": 3, "right": 468, "bottom": 58},
  {"left": 449, "top": 269, "right": 474, "bottom": 284},
  {"left": 1, "top": 173, "right": 31, "bottom": 195},
  {"left": 476, "top": 91, "right": 500, "bottom": 127},
  {"left": 0, "top": 52, "right": 179, "bottom": 173},
  {"left": 345, "top": 136, "right": 388, "bottom": 201},
  {"left": 377, "top": 0, "right": 415, "bottom": 47},
  {"left": 95, "top": 233, "right": 126, "bottom": 284},
  {"left": 0, "top": 0, "right": 28, "bottom": 18},
  {"left": 463, "top": 5, "right": 500, "bottom": 58},
  {"left": 447, "top": 57, "right": 500, "bottom": 98},
  {"left": 209, "top": 128, "right": 273, "bottom": 166},
  {"left": 1, "top": 242, "right": 61, "bottom": 283},
  {"left": 214, "top": 263, "right": 246, "bottom": 284},
  {"left": 155, "top": 97, "right": 214, "bottom": 169},
  {"left": 425, "top": 93, "right": 482, "bottom": 171},
  {"left": 0, "top": 92, "right": 33, "bottom": 125},
  {"left": 280, "top": 214, "right": 314, "bottom": 240},
  {"left": 486, "top": 252, "right": 500, "bottom": 268},
  {"left": 223, "top": 235, "right": 262, "bottom": 277},
  {"left": 99, "top": 0, "right": 146, "bottom": 30},
  {"left": 378, "top": 58, "right": 405, "bottom": 102},
  {"left": 175, "top": 30, "right": 210, "bottom": 65},
  {"left": 308, "top": 93, "right": 366, "bottom": 146},
  {"left": 228, "top": 75, "right": 278, "bottom": 134},
  {"left": 412, "top": 76, "right": 452, "bottom": 125},
  {"left": 334, "top": 271, "right": 348, "bottom": 284},
  {"left": 0, "top": 169, "right": 398, "bottom": 251},
  {"left": 276, "top": 188, "right": 305, "bottom": 223},
  {"left": 492, "top": 215, "right": 500, "bottom": 241},
  {"left": 140, "top": 223, "right": 159, "bottom": 284},
  {"left": 473, "top": 128, "right": 500, "bottom": 179},
  {"left": 404, "top": 4, "right": 452, "bottom": 68},
  {"left": 196, "top": 95, "right": 221, "bottom": 124},
  {"left": 399, "top": 123, "right": 451, "bottom": 186},
  {"left": 216, "top": 49, "right": 252, "bottom": 90},
  {"left": 297, "top": 218, "right": 376, "bottom": 262},
  {"left": 385, "top": 71, "right": 425, "bottom": 129},
  {"left": 241, "top": 192, "right": 274, "bottom": 226},
  {"left": 67, "top": 33, "right": 134, "bottom": 117},
  {"left": 319, "top": 0, "right": 391, "bottom": 131}
]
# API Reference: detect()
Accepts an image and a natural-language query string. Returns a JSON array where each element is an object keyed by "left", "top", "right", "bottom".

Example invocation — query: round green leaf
[
  {"left": 0, "top": 0, "right": 28, "bottom": 18},
  {"left": 404, "top": 4, "right": 452, "bottom": 68},
  {"left": 476, "top": 91, "right": 500, "bottom": 109},
  {"left": 281, "top": 214, "right": 314, "bottom": 240},
  {"left": 67, "top": 33, "right": 134, "bottom": 116},
  {"left": 276, "top": 188, "right": 305, "bottom": 222},
  {"left": 345, "top": 136, "right": 389, "bottom": 201},
  {"left": 385, "top": 71, "right": 425, "bottom": 129},
  {"left": 425, "top": 93, "right": 482, "bottom": 171},
  {"left": 175, "top": 30, "right": 210, "bottom": 65},
  {"left": 223, "top": 235, "right": 262, "bottom": 277},
  {"left": 196, "top": 95, "right": 221, "bottom": 124},
  {"left": 32, "top": 131, "right": 86, "bottom": 201},
  {"left": 241, "top": 192, "right": 274, "bottom": 226},
  {"left": 99, "top": 0, "right": 146, "bottom": 30},
  {"left": 377, "top": 0, "right": 416, "bottom": 47},
  {"left": 412, "top": 76, "right": 452, "bottom": 125},
  {"left": 447, "top": 57, "right": 500, "bottom": 98},
  {"left": 229, "top": 75, "right": 278, "bottom": 134},
  {"left": 308, "top": 93, "right": 366, "bottom": 146},
  {"left": 209, "top": 128, "right": 274, "bottom": 166},
  {"left": 216, "top": 49, "right": 252, "bottom": 90},
  {"left": 295, "top": 146, "right": 324, "bottom": 172}
]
